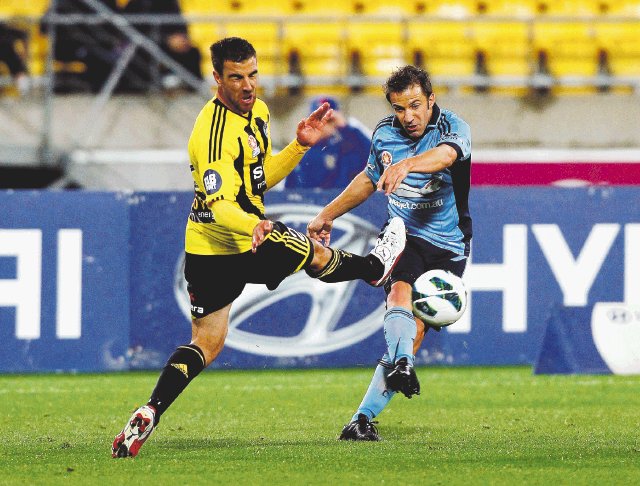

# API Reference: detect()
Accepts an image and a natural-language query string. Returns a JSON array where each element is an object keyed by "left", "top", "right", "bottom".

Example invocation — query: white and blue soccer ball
[{"left": 412, "top": 269, "right": 468, "bottom": 328}]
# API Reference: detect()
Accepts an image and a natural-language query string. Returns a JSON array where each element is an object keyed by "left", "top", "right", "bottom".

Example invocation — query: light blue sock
[
  {"left": 383, "top": 306, "right": 416, "bottom": 365},
  {"left": 352, "top": 353, "right": 396, "bottom": 421}
]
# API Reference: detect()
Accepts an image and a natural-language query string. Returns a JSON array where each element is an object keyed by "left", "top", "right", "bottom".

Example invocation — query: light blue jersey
[{"left": 365, "top": 104, "right": 472, "bottom": 255}]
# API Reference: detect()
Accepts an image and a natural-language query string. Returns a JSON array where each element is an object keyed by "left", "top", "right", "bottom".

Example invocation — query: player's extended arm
[
  {"left": 209, "top": 199, "right": 260, "bottom": 236},
  {"left": 377, "top": 144, "right": 457, "bottom": 195},
  {"left": 307, "top": 171, "right": 375, "bottom": 246},
  {"left": 209, "top": 199, "right": 274, "bottom": 252},
  {"left": 263, "top": 139, "right": 309, "bottom": 189},
  {"left": 263, "top": 102, "right": 334, "bottom": 189}
]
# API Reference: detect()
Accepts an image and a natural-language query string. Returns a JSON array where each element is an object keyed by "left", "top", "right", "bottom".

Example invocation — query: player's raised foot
[
  {"left": 338, "top": 413, "right": 381, "bottom": 441},
  {"left": 368, "top": 216, "right": 406, "bottom": 287},
  {"left": 385, "top": 357, "right": 420, "bottom": 399},
  {"left": 111, "top": 405, "right": 156, "bottom": 458}
]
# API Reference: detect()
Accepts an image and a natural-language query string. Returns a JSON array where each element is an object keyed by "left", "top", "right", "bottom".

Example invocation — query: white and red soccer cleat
[{"left": 111, "top": 405, "right": 156, "bottom": 458}]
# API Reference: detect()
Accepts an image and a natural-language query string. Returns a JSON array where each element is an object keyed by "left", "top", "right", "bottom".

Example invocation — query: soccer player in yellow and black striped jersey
[{"left": 112, "top": 37, "right": 406, "bottom": 458}]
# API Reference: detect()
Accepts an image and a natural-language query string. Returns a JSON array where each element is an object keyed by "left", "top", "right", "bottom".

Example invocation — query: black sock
[
  {"left": 306, "top": 249, "right": 383, "bottom": 283},
  {"left": 147, "top": 344, "right": 206, "bottom": 422}
]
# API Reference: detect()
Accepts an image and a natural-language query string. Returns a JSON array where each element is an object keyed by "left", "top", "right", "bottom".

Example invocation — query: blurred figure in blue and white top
[
  {"left": 285, "top": 96, "right": 371, "bottom": 189},
  {"left": 307, "top": 65, "right": 472, "bottom": 441}
]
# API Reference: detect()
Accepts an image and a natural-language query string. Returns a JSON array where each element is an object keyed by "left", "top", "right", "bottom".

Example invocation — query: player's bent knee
[{"left": 306, "top": 241, "right": 333, "bottom": 273}]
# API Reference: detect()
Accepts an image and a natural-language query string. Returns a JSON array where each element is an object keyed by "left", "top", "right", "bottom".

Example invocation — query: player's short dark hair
[
  {"left": 383, "top": 65, "right": 433, "bottom": 102},
  {"left": 210, "top": 37, "right": 256, "bottom": 75}
]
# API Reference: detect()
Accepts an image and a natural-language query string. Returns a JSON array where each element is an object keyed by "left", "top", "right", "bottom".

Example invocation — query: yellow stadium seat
[
  {"left": 282, "top": 22, "right": 345, "bottom": 78},
  {"left": 346, "top": 22, "right": 406, "bottom": 77},
  {"left": 426, "top": 0, "right": 477, "bottom": 17},
  {"left": 220, "top": 21, "right": 281, "bottom": 75},
  {"left": 472, "top": 20, "right": 530, "bottom": 76},
  {"left": 187, "top": 22, "right": 222, "bottom": 75},
  {"left": 407, "top": 21, "right": 476, "bottom": 77},
  {"left": 0, "top": 0, "right": 49, "bottom": 17},
  {"left": 348, "top": 0, "right": 418, "bottom": 15},
  {"left": 607, "top": 0, "right": 640, "bottom": 16},
  {"left": 479, "top": 0, "right": 536, "bottom": 15},
  {"left": 532, "top": 21, "right": 599, "bottom": 76},
  {"left": 594, "top": 20, "right": 640, "bottom": 75},
  {"left": 280, "top": 0, "right": 352, "bottom": 15}
]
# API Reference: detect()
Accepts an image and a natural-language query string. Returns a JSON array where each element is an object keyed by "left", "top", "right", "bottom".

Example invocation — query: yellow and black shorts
[{"left": 185, "top": 221, "right": 314, "bottom": 318}]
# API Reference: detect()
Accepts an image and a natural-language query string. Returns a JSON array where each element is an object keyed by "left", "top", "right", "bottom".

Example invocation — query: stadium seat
[
  {"left": 606, "top": 0, "right": 640, "bottom": 16},
  {"left": 472, "top": 20, "right": 530, "bottom": 77},
  {"left": 282, "top": 22, "right": 345, "bottom": 79},
  {"left": 188, "top": 22, "right": 222, "bottom": 75},
  {"left": 220, "top": 21, "right": 281, "bottom": 76},
  {"left": 280, "top": 0, "right": 353, "bottom": 15},
  {"left": 345, "top": 22, "right": 406, "bottom": 79},
  {"left": 181, "top": 0, "right": 287, "bottom": 16},
  {"left": 0, "top": 0, "right": 49, "bottom": 17},
  {"left": 532, "top": 21, "right": 599, "bottom": 77},
  {"left": 426, "top": 0, "right": 477, "bottom": 17},
  {"left": 407, "top": 21, "right": 476, "bottom": 78},
  {"left": 594, "top": 20, "right": 640, "bottom": 75}
]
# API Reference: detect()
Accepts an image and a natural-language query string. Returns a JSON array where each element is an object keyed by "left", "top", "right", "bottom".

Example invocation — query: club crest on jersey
[
  {"left": 381, "top": 151, "right": 393, "bottom": 169},
  {"left": 203, "top": 169, "right": 222, "bottom": 195},
  {"left": 247, "top": 134, "right": 260, "bottom": 158}
]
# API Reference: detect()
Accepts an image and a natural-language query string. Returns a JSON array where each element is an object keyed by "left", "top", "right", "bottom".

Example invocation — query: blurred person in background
[
  {"left": 118, "top": 0, "right": 202, "bottom": 91},
  {"left": 40, "top": 0, "right": 121, "bottom": 93},
  {"left": 111, "top": 37, "right": 405, "bottom": 458},
  {"left": 0, "top": 22, "right": 30, "bottom": 95},
  {"left": 285, "top": 96, "right": 372, "bottom": 189},
  {"left": 308, "top": 65, "right": 472, "bottom": 441}
]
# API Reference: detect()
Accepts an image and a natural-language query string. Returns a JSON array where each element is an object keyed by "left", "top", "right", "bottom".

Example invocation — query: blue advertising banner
[
  {"left": 0, "top": 191, "right": 130, "bottom": 372},
  {"left": 0, "top": 187, "right": 638, "bottom": 372}
]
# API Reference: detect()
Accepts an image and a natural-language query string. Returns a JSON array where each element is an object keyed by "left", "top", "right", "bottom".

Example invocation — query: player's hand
[
  {"left": 295, "top": 102, "right": 334, "bottom": 147},
  {"left": 252, "top": 219, "right": 274, "bottom": 253},
  {"left": 307, "top": 215, "right": 334, "bottom": 246},
  {"left": 377, "top": 159, "right": 411, "bottom": 196}
]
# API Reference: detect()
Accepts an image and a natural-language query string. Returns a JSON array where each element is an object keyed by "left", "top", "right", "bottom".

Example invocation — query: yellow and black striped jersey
[{"left": 186, "top": 97, "right": 272, "bottom": 255}]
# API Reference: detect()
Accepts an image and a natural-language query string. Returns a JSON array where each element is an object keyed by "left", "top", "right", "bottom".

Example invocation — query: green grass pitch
[{"left": 1, "top": 367, "right": 639, "bottom": 485}]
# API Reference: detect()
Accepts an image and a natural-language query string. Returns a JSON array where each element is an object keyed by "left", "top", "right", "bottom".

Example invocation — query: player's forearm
[
  {"left": 264, "top": 139, "right": 310, "bottom": 189},
  {"left": 209, "top": 199, "right": 260, "bottom": 236},
  {"left": 406, "top": 144, "right": 457, "bottom": 173},
  {"left": 320, "top": 171, "right": 374, "bottom": 220}
]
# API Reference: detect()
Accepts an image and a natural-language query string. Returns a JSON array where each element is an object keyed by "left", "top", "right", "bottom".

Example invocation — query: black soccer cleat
[
  {"left": 338, "top": 413, "right": 381, "bottom": 441},
  {"left": 385, "top": 357, "right": 421, "bottom": 399}
]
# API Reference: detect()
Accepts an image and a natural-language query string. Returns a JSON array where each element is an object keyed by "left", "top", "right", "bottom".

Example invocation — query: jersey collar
[
  {"left": 392, "top": 103, "right": 442, "bottom": 140},
  {"left": 213, "top": 97, "right": 252, "bottom": 122}
]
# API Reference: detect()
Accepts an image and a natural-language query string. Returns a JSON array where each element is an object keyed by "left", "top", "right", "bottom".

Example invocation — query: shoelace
[{"left": 380, "top": 230, "right": 400, "bottom": 249}]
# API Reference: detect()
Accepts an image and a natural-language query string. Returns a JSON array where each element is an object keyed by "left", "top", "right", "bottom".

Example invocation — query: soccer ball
[{"left": 412, "top": 270, "right": 467, "bottom": 327}]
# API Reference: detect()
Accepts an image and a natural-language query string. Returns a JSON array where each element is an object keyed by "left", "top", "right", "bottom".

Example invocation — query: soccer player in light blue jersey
[{"left": 308, "top": 65, "right": 472, "bottom": 441}]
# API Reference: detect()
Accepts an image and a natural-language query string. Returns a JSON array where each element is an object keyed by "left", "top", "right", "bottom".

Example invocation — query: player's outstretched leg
[
  {"left": 385, "top": 357, "right": 420, "bottom": 398},
  {"left": 339, "top": 414, "right": 381, "bottom": 441},
  {"left": 111, "top": 405, "right": 156, "bottom": 458},
  {"left": 369, "top": 217, "right": 406, "bottom": 287}
]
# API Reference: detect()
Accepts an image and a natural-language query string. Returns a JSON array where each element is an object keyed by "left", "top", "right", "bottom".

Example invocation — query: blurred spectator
[
  {"left": 286, "top": 96, "right": 372, "bottom": 189},
  {"left": 41, "top": 0, "right": 121, "bottom": 93},
  {"left": 0, "top": 22, "right": 30, "bottom": 95},
  {"left": 118, "top": 0, "right": 202, "bottom": 92}
]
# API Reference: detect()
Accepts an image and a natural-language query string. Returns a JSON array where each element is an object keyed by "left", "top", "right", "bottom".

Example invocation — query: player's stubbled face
[
  {"left": 389, "top": 83, "right": 434, "bottom": 140},
  {"left": 215, "top": 57, "right": 258, "bottom": 115}
]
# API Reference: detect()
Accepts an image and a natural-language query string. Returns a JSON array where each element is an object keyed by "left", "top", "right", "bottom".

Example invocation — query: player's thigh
[
  {"left": 251, "top": 221, "right": 314, "bottom": 290},
  {"left": 184, "top": 252, "right": 246, "bottom": 319}
]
